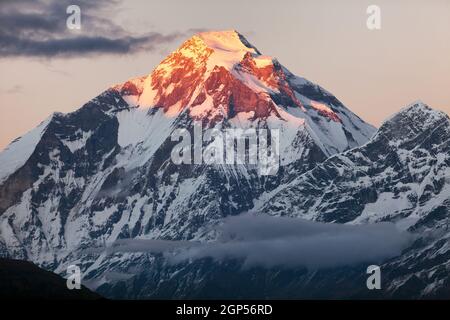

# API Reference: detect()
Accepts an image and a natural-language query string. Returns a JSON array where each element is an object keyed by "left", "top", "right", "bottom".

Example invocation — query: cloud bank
[
  {"left": 104, "top": 213, "right": 414, "bottom": 270},
  {"left": 0, "top": 0, "right": 186, "bottom": 58}
]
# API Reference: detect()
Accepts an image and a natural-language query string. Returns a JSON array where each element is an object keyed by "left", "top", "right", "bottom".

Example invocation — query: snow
[
  {"left": 198, "top": 30, "right": 258, "bottom": 71},
  {"left": 254, "top": 56, "right": 273, "bottom": 68},
  {"left": 289, "top": 74, "right": 311, "bottom": 87},
  {"left": 115, "top": 107, "right": 178, "bottom": 171},
  {"left": 377, "top": 100, "right": 448, "bottom": 135},
  {"left": 352, "top": 192, "right": 414, "bottom": 226},
  {"left": 233, "top": 70, "right": 274, "bottom": 93},
  {"left": 0, "top": 115, "right": 52, "bottom": 184},
  {"left": 0, "top": 218, "right": 23, "bottom": 253},
  {"left": 310, "top": 101, "right": 337, "bottom": 116},
  {"left": 92, "top": 205, "right": 119, "bottom": 226},
  {"left": 116, "top": 107, "right": 175, "bottom": 149},
  {"left": 190, "top": 94, "right": 214, "bottom": 117},
  {"left": 199, "top": 30, "right": 257, "bottom": 54},
  {"left": 137, "top": 75, "right": 157, "bottom": 108},
  {"left": 61, "top": 130, "right": 93, "bottom": 153},
  {"left": 122, "top": 95, "right": 139, "bottom": 106}
]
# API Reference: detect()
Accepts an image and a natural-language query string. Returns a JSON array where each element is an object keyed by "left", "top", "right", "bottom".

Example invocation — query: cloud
[
  {"left": 106, "top": 238, "right": 194, "bottom": 254},
  {"left": 101, "top": 213, "right": 414, "bottom": 270},
  {"left": 0, "top": 0, "right": 185, "bottom": 58},
  {"left": 170, "top": 214, "right": 414, "bottom": 269}
]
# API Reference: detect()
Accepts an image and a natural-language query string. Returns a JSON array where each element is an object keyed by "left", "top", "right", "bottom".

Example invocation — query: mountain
[
  {"left": 1, "top": 30, "right": 447, "bottom": 299},
  {"left": 0, "top": 258, "right": 101, "bottom": 299},
  {"left": 0, "top": 30, "right": 374, "bottom": 270}
]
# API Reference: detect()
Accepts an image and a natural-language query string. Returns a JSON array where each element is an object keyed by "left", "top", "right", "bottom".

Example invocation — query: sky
[{"left": 1, "top": 0, "right": 449, "bottom": 151}]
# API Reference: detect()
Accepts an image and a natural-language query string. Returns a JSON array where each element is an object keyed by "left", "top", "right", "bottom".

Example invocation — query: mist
[{"left": 104, "top": 213, "right": 414, "bottom": 270}]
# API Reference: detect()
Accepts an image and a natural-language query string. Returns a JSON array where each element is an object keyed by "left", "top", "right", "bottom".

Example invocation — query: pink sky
[{"left": 1, "top": 0, "right": 449, "bottom": 150}]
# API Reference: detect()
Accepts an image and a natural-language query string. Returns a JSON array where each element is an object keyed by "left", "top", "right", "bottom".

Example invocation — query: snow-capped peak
[
  {"left": 400, "top": 100, "right": 447, "bottom": 119},
  {"left": 197, "top": 30, "right": 260, "bottom": 56},
  {"left": 146, "top": 30, "right": 261, "bottom": 81},
  {"left": 111, "top": 30, "right": 375, "bottom": 154},
  {"left": 385, "top": 101, "right": 448, "bottom": 127},
  {"left": 382, "top": 100, "right": 447, "bottom": 125},
  {"left": 373, "top": 101, "right": 449, "bottom": 143},
  {"left": 114, "top": 30, "right": 276, "bottom": 111}
]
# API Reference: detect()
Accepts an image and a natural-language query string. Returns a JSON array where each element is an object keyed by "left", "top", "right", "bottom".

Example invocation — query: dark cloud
[
  {"left": 0, "top": 32, "right": 182, "bottom": 58},
  {"left": 0, "top": 0, "right": 185, "bottom": 58},
  {"left": 101, "top": 213, "right": 414, "bottom": 270}
]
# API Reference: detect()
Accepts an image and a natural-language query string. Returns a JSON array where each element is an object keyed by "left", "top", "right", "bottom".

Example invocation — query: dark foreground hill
[{"left": 0, "top": 258, "right": 101, "bottom": 299}]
